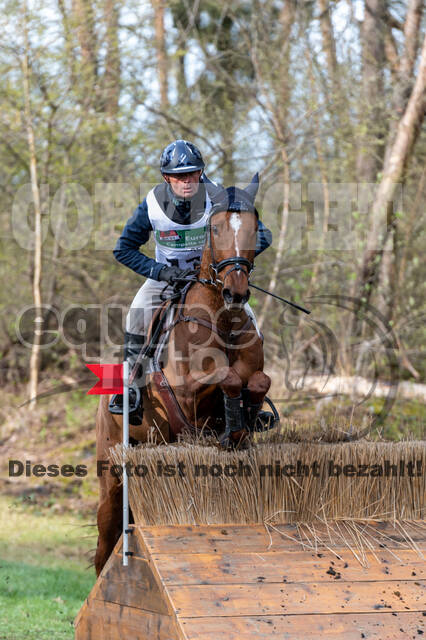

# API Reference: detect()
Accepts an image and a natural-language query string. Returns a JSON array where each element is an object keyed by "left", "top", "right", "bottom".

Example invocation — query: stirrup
[
  {"left": 109, "top": 385, "right": 143, "bottom": 426},
  {"left": 242, "top": 389, "right": 279, "bottom": 432},
  {"left": 108, "top": 331, "right": 146, "bottom": 426},
  {"left": 254, "top": 396, "right": 280, "bottom": 431}
]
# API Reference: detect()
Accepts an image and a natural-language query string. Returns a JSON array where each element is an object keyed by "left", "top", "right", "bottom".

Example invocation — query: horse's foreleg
[
  {"left": 245, "top": 370, "right": 271, "bottom": 430},
  {"left": 218, "top": 367, "right": 246, "bottom": 443},
  {"left": 247, "top": 370, "right": 271, "bottom": 403},
  {"left": 94, "top": 482, "right": 122, "bottom": 577}
]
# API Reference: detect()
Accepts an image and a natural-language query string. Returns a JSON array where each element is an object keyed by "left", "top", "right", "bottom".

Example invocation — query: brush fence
[{"left": 110, "top": 440, "right": 426, "bottom": 526}]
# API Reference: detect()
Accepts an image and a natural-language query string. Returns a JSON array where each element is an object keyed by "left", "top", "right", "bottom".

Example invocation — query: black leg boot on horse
[
  {"left": 221, "top": 389, "right": 280, "bottom": 446},
  {"left": 220, "top": 393, "right": 248, "bottom": 447},
  {"left": 108, "top": 331, "right": 146, "bottom": 426}
]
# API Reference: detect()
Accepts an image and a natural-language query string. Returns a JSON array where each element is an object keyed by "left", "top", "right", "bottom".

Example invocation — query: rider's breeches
[
  {"left": 126, "top": 278, "right": 262, "bottom": 338},
  {"left": 126, "top": 278, "right": 173, "bottom": 334}
]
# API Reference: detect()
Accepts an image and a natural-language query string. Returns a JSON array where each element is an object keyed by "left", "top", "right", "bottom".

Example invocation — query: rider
[{"left": 109, "top": 139, "right": 272, "bottom": 422}]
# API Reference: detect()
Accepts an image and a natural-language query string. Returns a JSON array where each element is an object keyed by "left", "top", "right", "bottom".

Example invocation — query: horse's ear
[
  {"left": 201, "top": 173, "right": 225, "bottom": 199},
  {"left": 244, "top": 172, "right": 259, "bottom": 201}
]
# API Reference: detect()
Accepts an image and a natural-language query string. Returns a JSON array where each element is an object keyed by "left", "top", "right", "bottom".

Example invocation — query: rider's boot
[
  {"left": 108, "top": 332, "right": 146, "bottom": 426},
  {"left": 245, "top": 401, "right": 263, "bottom": 431},
  {"left": 242, "top": 388, "right": 275, "bottom": 432}
]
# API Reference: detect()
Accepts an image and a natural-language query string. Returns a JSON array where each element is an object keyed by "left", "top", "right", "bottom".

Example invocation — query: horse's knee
[
  {"left": 219, "top": 367, "right": 243, "bottom": 398},
  {"left": 247, "top": 371, "right": 271, "bottom": 402},
  {"left": 95, "top": 485, "right": 122, "bottom": 576}
]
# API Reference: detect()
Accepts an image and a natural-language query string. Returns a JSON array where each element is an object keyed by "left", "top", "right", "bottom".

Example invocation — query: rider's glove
[{"left": 158, "top": 265, "right": 197, "bottom": 284}]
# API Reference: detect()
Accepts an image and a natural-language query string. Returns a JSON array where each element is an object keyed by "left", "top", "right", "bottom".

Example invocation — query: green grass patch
[{"left": 0, "top": 496, "right": 95, "bottom": 639}]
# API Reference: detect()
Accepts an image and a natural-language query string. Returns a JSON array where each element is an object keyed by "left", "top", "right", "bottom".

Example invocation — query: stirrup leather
[{"left": 108, "top": 331, "right": 146, "bottom": 426}]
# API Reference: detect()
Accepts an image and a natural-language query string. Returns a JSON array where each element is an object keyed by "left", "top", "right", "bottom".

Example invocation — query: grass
[
  {"left": 0, "top": 379, "right": 424, "bottom": 636},
  {"left": 0, "top": 495, "right": 96, "bottom": 640}
]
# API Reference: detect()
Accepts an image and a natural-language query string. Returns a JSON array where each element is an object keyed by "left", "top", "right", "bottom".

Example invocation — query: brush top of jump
[{"left": 75, "top": 521, "right": 426, "bottom": 639}]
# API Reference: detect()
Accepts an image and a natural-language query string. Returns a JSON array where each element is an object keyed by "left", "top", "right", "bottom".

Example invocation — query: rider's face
[{"left": 164, "top": 170, "right": 202, "bottom": 199}]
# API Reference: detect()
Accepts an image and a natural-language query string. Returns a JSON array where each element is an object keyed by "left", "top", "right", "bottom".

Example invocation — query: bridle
[{"left": 206, "top": 205, "right": 258, "bottom": 288}]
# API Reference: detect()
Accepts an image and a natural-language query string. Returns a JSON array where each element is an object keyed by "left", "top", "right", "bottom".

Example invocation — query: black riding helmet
[{"left": 160, "top": 139, "right": 205, "bottom": 174}]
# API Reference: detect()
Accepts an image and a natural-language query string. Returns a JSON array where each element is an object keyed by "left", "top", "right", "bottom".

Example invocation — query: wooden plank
[
  {"left": 74, "top": 596, "right": 90, "bottom": 630},
  {"left": 169, "top": 580, "right": 426, "bottom": 617},
  {"left": 97, "top": 553, "right": 171, "bottom": 614},
  {"left": 153, "top": 548, "right": 426, "bottom": 585},
  {"left": 179, "top": 611, "right": 426, "bottom": 639},
  {"left": 75, "top": 598, "right": 180, "bottom": 640},
  {"left": 75, "top": 533, "right": 121, "bottom": 629},
  {"left": 138, "top": 522, "right": 426, "bottom": 555},
  {"left": 114, "top": 525, "right": 146, "bottom": 560}
]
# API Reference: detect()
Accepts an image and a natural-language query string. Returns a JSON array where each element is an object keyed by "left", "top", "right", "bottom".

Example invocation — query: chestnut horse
[{"left": 94, "top": 181, "right": 271, "bottom": 575}]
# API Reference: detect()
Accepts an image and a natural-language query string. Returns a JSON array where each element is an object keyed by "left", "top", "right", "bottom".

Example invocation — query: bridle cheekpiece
[{"left": 207, "top": 199, "right": 258, "bottom": 287}]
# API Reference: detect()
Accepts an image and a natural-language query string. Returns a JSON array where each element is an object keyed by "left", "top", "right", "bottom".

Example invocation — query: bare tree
[
  {"left": 104, "top": 0, "right": 120, "bottom": 116},
  {"left": 353, "top": 32, "right": 426, "bottom": 330},
  {"left": 72, "top": 0, "right": 98, "bottom": 107},
  {"left": 255, "top": 0, "right": 296, "bottom": 329},
  {"left": 152, "top": 0, "right": 168, "bottom": 110},
  {"left": 385, "top": 0, "right": 423, "bottom": 165},
  {"left": 21, "top": 7, "right": 43, "bottom": 408},
  {"left": 356, "top": 0, "right": 386, "bottom": 183},
  {"left": 57, "top": 0, "right": 76, "bottom": 83},
  {"left": 318, "top": 0, "right": 338, "bottom": 88}
]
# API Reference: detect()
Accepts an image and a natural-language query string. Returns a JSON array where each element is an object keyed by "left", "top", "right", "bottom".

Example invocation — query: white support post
[{"left": 122, "top": 359, "right": 129, "bottom": 567}]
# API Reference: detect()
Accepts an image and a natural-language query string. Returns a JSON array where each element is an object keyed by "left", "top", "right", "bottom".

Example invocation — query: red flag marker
[{"left": 86, "top": 363, "right": 123, "bottom": 394}]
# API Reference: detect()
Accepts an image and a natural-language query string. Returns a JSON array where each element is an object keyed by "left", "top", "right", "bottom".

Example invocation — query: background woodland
[{"left": 0, "top": 0, "right": 424, "bottom": 407}]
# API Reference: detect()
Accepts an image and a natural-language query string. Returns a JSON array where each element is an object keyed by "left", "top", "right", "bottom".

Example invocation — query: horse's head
[{"left": 206, "top": 174, "right": 259, "bottom": 310}]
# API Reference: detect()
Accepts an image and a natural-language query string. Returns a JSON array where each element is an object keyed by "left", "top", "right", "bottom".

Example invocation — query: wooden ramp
[{"left": 75, "top": 523, "right": 426, "bottom": 639}]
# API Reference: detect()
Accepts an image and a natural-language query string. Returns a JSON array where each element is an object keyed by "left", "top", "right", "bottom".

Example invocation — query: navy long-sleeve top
[{"left": 113, "top": 183, "right": 272, "bottom": 280}]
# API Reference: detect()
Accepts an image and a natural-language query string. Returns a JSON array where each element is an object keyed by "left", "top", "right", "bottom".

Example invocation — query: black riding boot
[
  {"left": 240, "top": 388, "right": 261, "bottom": 432},
  {"left": 242, "top": 388, "right": 276, "bottom": 432},
  {"left": 108, "top": 331, "right": 146, "bottom": 426},
  {"left": 245, "top": 402, "right": 263, "bottom": 431}
]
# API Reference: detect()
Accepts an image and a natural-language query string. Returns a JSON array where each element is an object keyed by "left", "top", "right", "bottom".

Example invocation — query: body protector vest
[{"left": 146, "top": 186, "right": 212, "bottom": 270}]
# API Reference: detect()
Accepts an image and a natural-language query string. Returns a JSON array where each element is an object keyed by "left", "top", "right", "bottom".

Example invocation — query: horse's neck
[{"left": 199, "top": 246, "right": 213, "bottom": 281}]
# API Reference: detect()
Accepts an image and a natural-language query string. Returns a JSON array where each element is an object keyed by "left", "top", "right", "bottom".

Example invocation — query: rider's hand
[{"left": 158, "top": 265, "right": 197, "bottom": 284}]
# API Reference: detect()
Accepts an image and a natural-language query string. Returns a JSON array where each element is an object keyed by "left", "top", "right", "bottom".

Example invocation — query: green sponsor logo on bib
[{"left": 156, "top": 227, "right": 207, "bottom": 249}]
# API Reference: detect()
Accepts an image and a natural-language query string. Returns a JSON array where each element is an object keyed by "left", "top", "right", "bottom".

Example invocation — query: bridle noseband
[
  {"left": 207, "top": 206, "right": 257, "bottom": 287},
  {"left": 209, "top": 256, "right": 254, "bottom": 286}
]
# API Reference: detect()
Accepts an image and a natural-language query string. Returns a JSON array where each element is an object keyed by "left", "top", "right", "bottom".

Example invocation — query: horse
[{"left": 94, "top": 178, "right": 272, "bottom": 576}]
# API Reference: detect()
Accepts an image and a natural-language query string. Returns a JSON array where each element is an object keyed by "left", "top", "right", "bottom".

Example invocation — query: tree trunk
[
  {"left": 397, "top": 168, "right": 425, "bottom": 295},
  {"left": 353, "top": 32, "right": 426, "bottom": 332},
  {"left": 317, "top": 0, "right": 348, "bottom": 170},
  {"left": 57, "top": 0, "right": 76, "bottom": 83},
  {"left": 258, "top": 150, "right": 290, "bottom": 330},
  {"left": 277, "top": 0, "right": 295, "bottom": 125},
  {"left": 152, "top": 0, "right": 168, "bottom": 109},
  {"left": 257, "top": 2, "right": 295, "bottom": 330},
  {"left": 356, "top": 0, "right": 386, "bottom": 183},
  {"left": 384, "top": 0, "right": 423, "bottom": 166},
  {"left": 375, "top": 1, "right": 423, "bottom": 326},
  {"left": 318, "top": 0, "right": 338, "bottom": 84},
  {"left": 21, "top": 14, "right": 43, "bottom": 409},
  {"left": 72, "top": 0, "right": 98, "bottom": 106},
  {"left": 104, "top": 0, "right": 120, "bottom": 116}
]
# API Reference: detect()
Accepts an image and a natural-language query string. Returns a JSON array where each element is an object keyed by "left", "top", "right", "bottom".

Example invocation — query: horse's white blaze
[{"left": 230, "top": 212, "right": 242, "bottom": 255}]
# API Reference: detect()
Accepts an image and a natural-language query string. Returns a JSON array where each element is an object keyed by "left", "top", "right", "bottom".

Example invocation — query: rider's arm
[
  {"left": 255, "top": 219, "right": 272, "bottom": 256},
  {"left": 113, "top": 199, "right": 164, "bottom": 280}
]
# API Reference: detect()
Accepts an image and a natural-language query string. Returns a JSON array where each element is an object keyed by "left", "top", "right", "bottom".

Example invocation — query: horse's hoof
[{"left": 219, "top": 429, "right": 250, "bottom": 450}]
